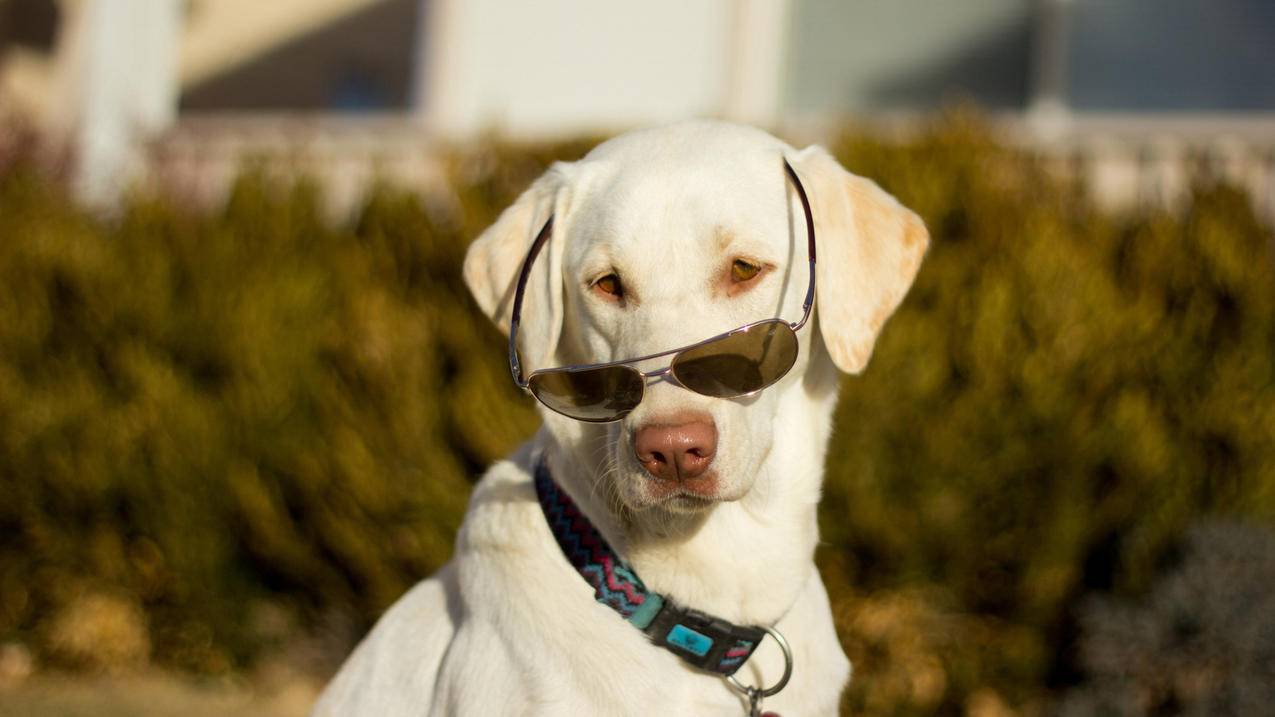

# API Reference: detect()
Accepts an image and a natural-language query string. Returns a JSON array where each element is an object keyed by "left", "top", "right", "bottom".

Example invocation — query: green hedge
[
  {"left": 0, "top": 118, "right": 1271, "bottom": 714},
  {"left": 821, "top": 118, "right": 1275, "bottom": 714}
]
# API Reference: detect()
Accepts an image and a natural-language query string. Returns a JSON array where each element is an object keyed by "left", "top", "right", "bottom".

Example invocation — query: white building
[{"left": 2, "top": 0, "right": 1273, "bottom": 214}]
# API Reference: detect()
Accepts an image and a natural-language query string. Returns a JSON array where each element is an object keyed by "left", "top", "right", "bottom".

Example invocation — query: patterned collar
[{"left": 533, "top": 458, "right": 765, "bottom": 676}]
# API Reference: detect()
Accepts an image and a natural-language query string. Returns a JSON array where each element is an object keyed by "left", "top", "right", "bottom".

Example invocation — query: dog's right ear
[
  {"left": 463, "top": 162, "right": 573, "bottom": 368},
  {"left": 786, "top": 145, "right": 929, "bottom": 374}
]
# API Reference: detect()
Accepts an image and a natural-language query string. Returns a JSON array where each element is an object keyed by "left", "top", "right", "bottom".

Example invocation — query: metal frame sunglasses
[{"left": 508, "top": 159, "right": 816, "bottom": 423}]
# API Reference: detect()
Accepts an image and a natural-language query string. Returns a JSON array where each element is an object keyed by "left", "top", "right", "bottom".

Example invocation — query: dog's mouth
[
  {"left": 632, "top": 470, "right": 724, "bottom": 513},
  {"left": 661, "top": 493, "right": 718, "bottom": 514}
]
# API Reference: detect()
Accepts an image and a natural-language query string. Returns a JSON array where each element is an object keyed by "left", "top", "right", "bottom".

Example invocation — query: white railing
[{"left": 151, "top": 111, "right": 1275, "bottom": 224}]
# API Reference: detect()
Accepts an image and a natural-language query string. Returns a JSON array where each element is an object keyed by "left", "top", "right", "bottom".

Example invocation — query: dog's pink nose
[{"left": 634, "top": 416, "right": 717, "bottom": 482}]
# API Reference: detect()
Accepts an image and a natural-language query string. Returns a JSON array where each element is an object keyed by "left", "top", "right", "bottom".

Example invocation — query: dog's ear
[
  {"left": 786, "top": 145, "right": 929, "bottom": 374},
  {"left": 463, "top": 162, "right": 573, "bottom": 367}
]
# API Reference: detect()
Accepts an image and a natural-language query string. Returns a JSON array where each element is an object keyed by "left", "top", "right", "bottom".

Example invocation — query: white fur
[{"left": 312, "top": 121, "right": 928, "bottom": 716}]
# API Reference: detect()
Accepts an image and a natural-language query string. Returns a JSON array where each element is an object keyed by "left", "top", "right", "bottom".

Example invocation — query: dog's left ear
[
  {"left": 464, "top": 162, "right": 573, "bottom": 368},
  {"left": 786, "top": 145, "right": 929, "bottom": 374}
]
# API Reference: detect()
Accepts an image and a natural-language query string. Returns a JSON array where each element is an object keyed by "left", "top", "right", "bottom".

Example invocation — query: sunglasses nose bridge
[
  {"left": 640, "top": 363, "right": 688, "bottom": 390},
  {"left": 641, "top": 364, "right": 673, "bottom": 379}
]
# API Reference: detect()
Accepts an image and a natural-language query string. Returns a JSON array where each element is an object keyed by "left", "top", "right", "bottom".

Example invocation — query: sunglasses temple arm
[
  {"left": 783, "top": 159, "right": 818, "bottom": 331},
  {"left": 508, "top": 217, "right": 555, "bottom": 387}
]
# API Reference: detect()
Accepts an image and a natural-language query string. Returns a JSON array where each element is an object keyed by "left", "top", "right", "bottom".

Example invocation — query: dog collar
[{"left": 533, "top": 458, "right": 768, "bottom": 676}]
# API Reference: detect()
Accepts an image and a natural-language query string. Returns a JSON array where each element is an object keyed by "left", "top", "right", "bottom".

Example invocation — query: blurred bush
[
  {"left": 0, "top": 116, "right": 1271, "bottom": 714},
  {"left": 821, "top": 115, "right": 1275, "bottom": 714},
  {"left": 0, "top": 148, "right": 546, "bottom": 671},
  {"left": 1059, "top": 521, "right": 1275, "bottom": 716}
]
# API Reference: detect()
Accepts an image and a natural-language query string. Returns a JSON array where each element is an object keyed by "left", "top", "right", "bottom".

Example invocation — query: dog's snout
[{"left": 633, "top": 416, "right": 717, "bottom": 482}]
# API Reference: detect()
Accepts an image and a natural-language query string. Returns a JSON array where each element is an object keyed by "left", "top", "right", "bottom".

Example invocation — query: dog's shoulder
[
  {"left": 456, "top": 447, "right": 545, "bottom": 555},
  {"left": 311, "top": 445, "right": 552, "bottom": 715},
  {"left": 311, "top": 563, "right": 462, "bottom": 715}
]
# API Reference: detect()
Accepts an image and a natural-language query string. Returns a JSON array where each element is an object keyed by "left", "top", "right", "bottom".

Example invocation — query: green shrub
[
  {"left": 1059, "top": 521, "right": 1275, "bottom": 716},
  {"left": 821, "top": 116, "right": 1275, "bottom": 714},
  {"left": 0, "top": 164, "right": 472, "bottom": 669},
  {"left": 0, "top": 117, "right": 1271, "bottom": 716}
]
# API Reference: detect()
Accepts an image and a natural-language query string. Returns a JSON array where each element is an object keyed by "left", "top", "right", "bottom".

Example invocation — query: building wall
[
  {"left": 1068, "top": 0, "right": 1275, "bottom": 111},
  {"left": 785, "top": 0, "right": 1275, "bottom": 116},
  {"left": 422, "top": 0, "right": 738, "bottom": 138},
  {"left": 180, "top": 0, "right": 421, "bottom": 111},
  {"left": 785, "top": 0, "right": 1033, "bottom": 114}
]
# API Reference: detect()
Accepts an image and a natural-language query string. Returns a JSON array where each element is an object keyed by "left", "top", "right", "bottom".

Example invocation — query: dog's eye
[
  {"left": 731, "top": 259, "right": 761, "bottom": 283},
  {"left": 593, "top": 273, "right": 624, "bottom": 299}
]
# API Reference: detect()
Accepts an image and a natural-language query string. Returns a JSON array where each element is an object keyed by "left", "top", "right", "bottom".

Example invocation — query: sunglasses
[{"left": 507, "top": 160, "right": 816, "bottom": 423}]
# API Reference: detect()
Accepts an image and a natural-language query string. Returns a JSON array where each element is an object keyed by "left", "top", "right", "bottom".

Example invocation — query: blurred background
[{"left": 0, "top": 1, "right": 1273, "bottom": 715}]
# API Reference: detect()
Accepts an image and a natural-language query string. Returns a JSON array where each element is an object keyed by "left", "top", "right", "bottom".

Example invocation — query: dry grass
[{"left": 0, "top": 670, "right": 320, "bottom": 717}]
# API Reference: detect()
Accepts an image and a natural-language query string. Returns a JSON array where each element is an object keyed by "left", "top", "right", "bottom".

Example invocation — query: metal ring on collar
[{"left": 724, "top": 625, "right": 793, "bottom": 699}]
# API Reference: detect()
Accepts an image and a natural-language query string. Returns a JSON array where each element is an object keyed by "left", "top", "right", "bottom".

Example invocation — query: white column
[
  {"left": 1028, "top": 0, "right": 1072, "bottom": 141},
  {"left": 413, "top": 0, "right": 462, "bottom": 134},
  {"left": 722, "top": 0, "right": 792, "bottom": 128},
  {"left": 72, "top": 0, "right": 182, "bottom": 207}
]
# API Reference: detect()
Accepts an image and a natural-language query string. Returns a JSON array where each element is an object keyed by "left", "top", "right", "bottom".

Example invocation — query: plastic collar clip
[{"left": 642, "top": 601, "right": 765, "bottom": 676}]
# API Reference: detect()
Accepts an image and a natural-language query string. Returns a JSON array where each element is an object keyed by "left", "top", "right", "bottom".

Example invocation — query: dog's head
[{"left": 465, "top": 121, "right": 927, "bottom": 516}]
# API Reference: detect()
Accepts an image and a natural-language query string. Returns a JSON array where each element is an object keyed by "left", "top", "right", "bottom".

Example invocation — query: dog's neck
[{"left": 541, "top": 353, "right": 841, "bottom": 627}]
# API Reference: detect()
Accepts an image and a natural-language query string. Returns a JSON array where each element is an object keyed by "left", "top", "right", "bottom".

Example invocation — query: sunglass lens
[
  {"left": 671, "top": 321, "right": 799, "bottom": 398},
  {"left": 528, "top": 366, "right": 645, "bottom": 422}
]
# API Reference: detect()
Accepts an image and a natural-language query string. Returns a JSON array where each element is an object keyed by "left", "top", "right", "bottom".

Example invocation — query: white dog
[{"left": 312, "top": 121, "right": 927, "bottom": 716}]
